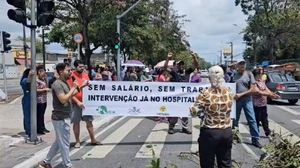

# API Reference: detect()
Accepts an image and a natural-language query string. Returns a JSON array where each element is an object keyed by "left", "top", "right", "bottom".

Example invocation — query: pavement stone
[{"left": 0, "top": 92, "right": 114, "bottom": 168}]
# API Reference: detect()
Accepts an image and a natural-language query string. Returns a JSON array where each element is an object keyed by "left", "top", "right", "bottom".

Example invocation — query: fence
[{"left": 0, "top": 65, "right": 26, "bottom": 79}]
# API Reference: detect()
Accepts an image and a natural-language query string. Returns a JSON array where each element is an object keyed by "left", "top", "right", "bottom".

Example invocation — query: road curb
[
  {"left": 13, "top": 116, "right": 116, "bottom": 168},
  {"left": 9, "top": 95, "right": 23, "bottom": 105}
]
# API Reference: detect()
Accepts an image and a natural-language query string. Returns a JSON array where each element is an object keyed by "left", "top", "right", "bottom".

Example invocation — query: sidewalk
[{"left": 0, "top": 92, "right": 114, "bottom": 168}]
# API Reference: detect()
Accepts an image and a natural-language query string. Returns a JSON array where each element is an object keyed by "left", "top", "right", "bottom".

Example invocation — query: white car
[{"left": 200, "top": 70, "right": 208, "bottom": 78}]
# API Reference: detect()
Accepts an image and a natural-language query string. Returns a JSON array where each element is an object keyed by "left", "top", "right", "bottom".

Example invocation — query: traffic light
[
  {"left": 7, "top": 0, "right": 27, "bottom": 25},
  {"left": 224, "top": 55, "right": 227, "bottom": 59},
  {"left": 115, "top": 33, "right": 120, "bottom": 49},
  {"left": 37, "top": 0, "right": 55, "bottom": 26},
  {"left": 1, "top": 31, "right": 12, "bottom": 53}
]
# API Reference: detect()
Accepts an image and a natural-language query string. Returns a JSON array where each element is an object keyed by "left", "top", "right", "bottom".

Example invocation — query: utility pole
[
  {"left": 7, "top": 0, "right": 54, "bottom": 143},
  {"left": 23, "top": 25, "right": 28, "bottom": 67},
  {"left": 220, "top": 50, "right": 222, "bottom": 65},
  {"left": 30, "top": 0, "right": 38, "bottom": 143},
  {"left": 220, "top": 41, "right": 223, "bottom": 65},
  {"left": 116, "top": 0, "right": 142, "bottom": 81},
  {"left": 42, "top": 27, "right": 45, "bottom": 68},
  {"left": 253, "top": 41, "right": 257, "bottom": 68},
  {"left": 230, "top": 42, "right": 233, "bottom": 64}
]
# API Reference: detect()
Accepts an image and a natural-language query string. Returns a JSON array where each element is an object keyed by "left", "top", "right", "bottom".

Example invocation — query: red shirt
[{"left": 68, "top": 72, "right": 90, "bottom": 102}]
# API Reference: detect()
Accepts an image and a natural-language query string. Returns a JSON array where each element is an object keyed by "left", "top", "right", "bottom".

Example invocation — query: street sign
[
  {"left": 73, "top": 33, "right": 83, "bottom": 44},
  {"left": 223, "top": 47, "right": 231, "bottom": 56}
]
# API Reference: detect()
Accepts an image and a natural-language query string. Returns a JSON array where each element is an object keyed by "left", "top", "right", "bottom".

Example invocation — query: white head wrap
[{"left": 208, "top": 65, "right": 225, "bottom": 88}]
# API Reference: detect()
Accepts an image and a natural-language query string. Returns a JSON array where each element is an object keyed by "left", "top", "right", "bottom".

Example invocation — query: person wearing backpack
[{"left": 231, "top": 61, "right": 262, "bottom": 148}]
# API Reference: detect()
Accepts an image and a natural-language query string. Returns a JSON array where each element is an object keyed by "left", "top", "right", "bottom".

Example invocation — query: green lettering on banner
[
  {"left": 96, "top": 106, "right": 116, "bottom": 115},
  {"left": 83, "top": 81, "right": 236, "bottom": 119}
]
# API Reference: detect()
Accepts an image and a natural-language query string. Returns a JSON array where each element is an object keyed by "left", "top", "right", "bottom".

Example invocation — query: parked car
[
  {"left": 200, "top": 69, "right": 208, "bottom": 78},
  {"left": 46, "top": 71, "right": 54, "bottom": 81},
  {"left": 265, "top": 71, "right": 300, "bottom": 105}
]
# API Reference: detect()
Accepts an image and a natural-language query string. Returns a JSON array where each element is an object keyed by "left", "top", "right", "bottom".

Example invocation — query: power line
[{"left": 233, "top": 52, "right": 243, "bottom": 57}]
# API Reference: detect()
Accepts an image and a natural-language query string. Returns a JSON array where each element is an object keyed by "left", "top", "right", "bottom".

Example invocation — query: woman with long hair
[
  {"left": 36, "top": 66, "right": 50, "bottom": 134},
  {"left": 190, "top": 65, "right": 234, "bottom": 168},
  {"left": 20, "top": 68, "right": 35, "bottom": 137},
  {"left": 189, "top": 68, "right": 202, "bottom": 83},
  {"left": 94, "top": 66, "right": 102, "bottom": 81}
]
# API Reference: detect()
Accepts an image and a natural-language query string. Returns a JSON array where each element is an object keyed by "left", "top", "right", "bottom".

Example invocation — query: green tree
[
  {"left": 236, "top": 0, "right": 300, "bottom": 64},
  {"left": 15, "top": 36, "right": 44, "bottom": 54},
  {"left": 47, "top": 0, "right": 194, "bottom": 68},
  {"left": 205, "top": 62, "right": 212, "bottom": 69}
]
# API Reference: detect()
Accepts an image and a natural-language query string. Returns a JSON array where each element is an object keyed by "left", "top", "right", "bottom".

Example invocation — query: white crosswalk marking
[
  {"left": 191, "top": 118, "right": 200, "bottom": 152},
  {"left": 82, "top": 118, "right": 143, "bottom": 159},
  {"left": 292, "top": 120, "right": 300, "bottom": 125},
  {"left": 56, "top": 117, "right": 300, "bottom": 164},
  {"left": 269, "top": 119, "right": 300, "bottom": 144},
  {"left": 277, "top": 106, "right": 300, "bottom": 115},
  {"left": 53, "top": 117, "right": 126, "bottom": 165},
  {"left": 135, "top": 122, "right": 169, "bottom": 158},
  {"left": 238, "top": 123, "right": 260, "bottom": 160}
]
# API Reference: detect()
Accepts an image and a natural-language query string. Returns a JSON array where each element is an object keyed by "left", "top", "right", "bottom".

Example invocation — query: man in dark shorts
[
  {"left": 68, "top": 60, "right": 102, "bottom": 148},
  {"left": 163, "top": 51, "right": 199, "bottom": 134}
]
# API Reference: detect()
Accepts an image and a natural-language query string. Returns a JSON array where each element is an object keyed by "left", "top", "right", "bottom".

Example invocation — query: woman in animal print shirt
[{"left": 190, "top": 65, "right": 234, "bottom": 168}]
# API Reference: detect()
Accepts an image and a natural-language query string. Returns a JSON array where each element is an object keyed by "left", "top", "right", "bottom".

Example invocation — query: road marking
[
  {"left": 277, "top": 106, "right": 300, "bottom": 115},
  {"left": 8, "top": 95, "right": 23, "bottom": 105},
  {"left": 238, "top": 123, "right": 260, "bottom": 160},
  {"left": 269, "top": 119, "right": 300, "bottom": 144},
  {"left": 292, "top": 120, "right": 300, "bottom": 126},
  {"left": 135, "top": 122, "right": 169, "bottom": 158},
  {"left": 191, "top": 118, "right": 200, "bottom": 152},
  {"left": 54, "top": 117, "right": 125, "bottom": 164},
  {"left": 82, "top": 118, "right": 143, "bottom": 159}
]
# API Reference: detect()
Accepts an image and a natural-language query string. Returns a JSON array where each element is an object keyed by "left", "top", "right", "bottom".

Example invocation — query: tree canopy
[
  {"left": 46, "top": 0, "right": 208, "bottom": 69},
  {"left": 16, "top": 36, "right": 44, "bottom": 54},
  {"left": 236, "top": 0, "right": 300, "bottom": 64}
]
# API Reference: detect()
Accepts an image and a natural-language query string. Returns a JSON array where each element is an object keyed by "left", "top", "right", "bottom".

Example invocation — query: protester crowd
[{"left": 18, "top": 52, "right": 281, "bottom": 168}]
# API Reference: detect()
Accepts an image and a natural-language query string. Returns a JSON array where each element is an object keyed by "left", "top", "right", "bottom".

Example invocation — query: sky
[{"left": 0, "top": 0, "right": 248, "bottom": 64}]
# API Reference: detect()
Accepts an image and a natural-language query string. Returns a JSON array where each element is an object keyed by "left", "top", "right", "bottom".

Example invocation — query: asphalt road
[
  {"left": 0, "top": 79, "right": 23, "bottom": 95},
  {"left": 0, "top": 84, "right": 22, "bottom": 95},
  {"left": 38, "top": 102, "right": 300, "bottom": 168}
]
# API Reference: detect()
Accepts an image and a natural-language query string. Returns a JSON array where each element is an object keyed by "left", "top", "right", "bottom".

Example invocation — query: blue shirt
[{"left": 21, "top": 78, "right": 30, "bottom": 97}]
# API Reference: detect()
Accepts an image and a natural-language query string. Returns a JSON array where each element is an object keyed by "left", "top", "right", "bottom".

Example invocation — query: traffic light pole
[
  {"left": 30, "top": 0, "right": 38, "bottom": 143},
  {"left": 0, "top": 32, "right": 8, "bottom": 102},
  {"left": 116, "top": 0, "right": 142, "bottom": 81},
  {"left": 77, "top": 43, "right": 80, "bottom": 60},
  {"left": 116, "top": 18, "right": 121, "bottom": 81}
]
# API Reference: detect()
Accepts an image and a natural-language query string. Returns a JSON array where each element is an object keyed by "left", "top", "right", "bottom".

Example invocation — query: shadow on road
[{"left": 268, "top": 100, "right": 299, "bottom": 106}]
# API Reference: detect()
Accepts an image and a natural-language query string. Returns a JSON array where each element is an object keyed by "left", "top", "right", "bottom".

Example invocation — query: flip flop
[
  {"left": 91, "top": 141, "right": 103, "bottom": 146},
  {"left": 74, "top": 143, "right": 81, "bottom": 148}
]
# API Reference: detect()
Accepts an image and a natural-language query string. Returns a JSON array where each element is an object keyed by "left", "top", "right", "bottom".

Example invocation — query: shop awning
[{"left": 15, "top": 59, "right": 31, "bottom": 65}]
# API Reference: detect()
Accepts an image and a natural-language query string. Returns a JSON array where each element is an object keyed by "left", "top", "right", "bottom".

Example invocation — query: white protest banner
[{"left": 82, "top": 81, "right": 236, "bottom": 118}]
